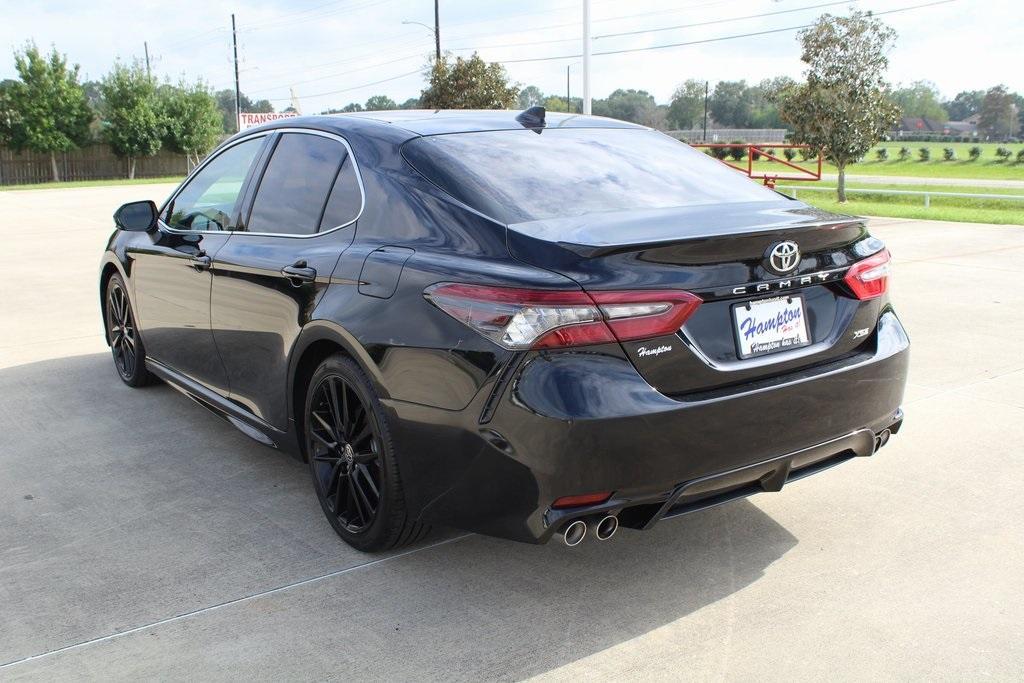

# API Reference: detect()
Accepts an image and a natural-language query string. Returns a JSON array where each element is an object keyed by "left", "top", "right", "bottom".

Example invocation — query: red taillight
[
  {"left": 424, "top": 283, "right": 701, "bottom": 350},
  {"left": 589, "top": 290, "right": 702, "bottom": 343},
  {"left": 552, "top": 491, "right": 613, "bottom": 509},
  {"left": 844, "top": 249, "right": 891, "bottom": 300}
]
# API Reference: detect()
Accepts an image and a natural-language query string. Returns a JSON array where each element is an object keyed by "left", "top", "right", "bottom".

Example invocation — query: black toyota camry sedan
[{"left": 99, "top": 108, "right": 908, "bottom": 551}]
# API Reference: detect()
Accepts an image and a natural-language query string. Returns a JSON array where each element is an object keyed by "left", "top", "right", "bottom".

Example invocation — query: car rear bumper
[{"left": 387, "top": 310, "right": 909, "bottom": 544}]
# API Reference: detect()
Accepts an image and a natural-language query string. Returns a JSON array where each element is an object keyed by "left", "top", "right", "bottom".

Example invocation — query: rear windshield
[{"left": 403, "top": 128, "right": 780, "bottom": 224}]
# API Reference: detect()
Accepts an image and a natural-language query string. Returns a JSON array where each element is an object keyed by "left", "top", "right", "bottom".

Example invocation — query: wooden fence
[{"left": 0, "top": 145, "right": 190, "bottom": 185}]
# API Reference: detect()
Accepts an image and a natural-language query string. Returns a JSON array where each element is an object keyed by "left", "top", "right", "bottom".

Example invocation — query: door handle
[
  {"left": 281, "top": 261, "right": 317, "bottom": 286},
  {"left": 190, "top": 252, "right": 212, "bottom": 271}
]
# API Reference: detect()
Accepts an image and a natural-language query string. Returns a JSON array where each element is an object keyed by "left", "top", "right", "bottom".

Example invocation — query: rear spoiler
[{"left": 507, "top": 201, "right": 860, "bottom": 258}]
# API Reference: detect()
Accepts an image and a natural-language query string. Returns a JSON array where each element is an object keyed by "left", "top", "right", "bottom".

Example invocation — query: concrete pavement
[{"left": 1, "top": 185, "right": 1022, "bottom": 680}]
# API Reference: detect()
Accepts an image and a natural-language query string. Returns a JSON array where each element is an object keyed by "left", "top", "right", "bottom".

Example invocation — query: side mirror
[{"left": 114, "top": 200, "right": 158, "bottom": 232}]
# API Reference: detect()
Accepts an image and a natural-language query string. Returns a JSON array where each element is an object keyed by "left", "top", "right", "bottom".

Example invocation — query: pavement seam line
[{"left": 0, "top": 532, "right": 475, "bottom": 671}]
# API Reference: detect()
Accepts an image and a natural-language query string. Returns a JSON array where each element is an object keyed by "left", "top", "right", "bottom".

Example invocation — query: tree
[
  {"left": 399, "top": 97, "right": 420, "bottom": 109},
  {"left": 541, "top": 94, "right": 581, "bottom": 113},
  {"left": 592, "top": 88, "right": 659, "bottom": 126},
  {"left": 159, "top": 80, "right": 221, "bottom": 169},
  {"left": 100, "top": 61, "right": 163, "bottom": 179},
  {"left": 365, "top": 95, "right": 397, "bottom": 111},
  {"left": 5, "top": 43, "right": 93, "bottom": 181},
  {"left": 518, "top": 85, "right": 544, "bottom": 109},
  {"left": 944, "top": 90, "right": 984, "bottom": 121},
  {"left": 320, "top": 104, "right": 362, "bottom": 114},
  {"left": 214, "top": 89, "right": 273, "bottom": 134},
  {"left": 977, "top": 85, "right": 1016, "bottom": 140},
  {"left": 778, "top": 11, "right": 900, "bottom": 202},
  {"left": 1012, "top": 93, "right": 1024, "bottom": 137},
  {"left": 667, "top": 79, "right": 705, "bottom": 130},
  {"left": 709, "top": 80, "right": 753, "bottom": 127},
  {"left": 419, "top": 53, "right": 518, "bottom": 109},
  {"left": 891, "top": 80, "right": 947, "bottom": 121},
  {"left": 0, "top": 79, "right": 15, "bottom": 148},
  {"left": 752, "top": 76, "right": 795, "bottom": 128}
]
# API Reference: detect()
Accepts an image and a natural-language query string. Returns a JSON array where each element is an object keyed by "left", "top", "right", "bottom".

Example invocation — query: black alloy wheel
[
  {"left": 106, "top": 274, "right": 152, "bottom": 386},
  {"left": 308, "top": 374, "right": 383, "bottom": 532},
  {"left": 304, "top": 354, "right": 429, "bottom": 552}
]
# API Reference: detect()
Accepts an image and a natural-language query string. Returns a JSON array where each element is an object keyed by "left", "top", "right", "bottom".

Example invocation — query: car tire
[
  {"left": 304, "top": 353, "right": 429, "bottom": 552},
  {"left": 105, "top": 273, "right": 154, "bottom": 387}
]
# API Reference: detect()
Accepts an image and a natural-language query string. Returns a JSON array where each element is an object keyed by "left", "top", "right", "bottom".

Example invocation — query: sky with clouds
[{"left": 2, "top": 0, "right": 1020, "bottom": 114}]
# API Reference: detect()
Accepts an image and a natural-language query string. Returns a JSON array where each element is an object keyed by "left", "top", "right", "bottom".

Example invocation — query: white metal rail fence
[{"left": 778, "top": 185, "right": 1024, "bottom": 208}]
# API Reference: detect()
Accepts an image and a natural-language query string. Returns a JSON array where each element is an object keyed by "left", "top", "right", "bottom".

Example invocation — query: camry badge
[{"left": 766, "top": 241, "right": 801, "bottom": 275}]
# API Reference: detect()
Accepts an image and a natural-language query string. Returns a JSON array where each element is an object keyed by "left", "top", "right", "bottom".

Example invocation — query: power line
[
  {"left": 242, "top": 0, "right": 731, "bottom": 90},
  {"left": 498, "top": 0, "right": 959, "bottom": 64},
  {"left": 251, "top": 0, "right": 957, "bottom": 107},
  {"left": 595, "top": 0, "right": 859, "bottom": 41},
  {"left": 252, "top": 51, "right": 428, "bottom": 94},
  {"left": 447, "top": 0, "right": 855, "bottom": 52},
  {"left": 267, "top": 68, "right": 423, "bottom": 102},
  {"left": 241, "top": 0, "right": 396, "bottom": 32},
  {"left": 243, "top": 36, "right": 430, "bottom": 88}
]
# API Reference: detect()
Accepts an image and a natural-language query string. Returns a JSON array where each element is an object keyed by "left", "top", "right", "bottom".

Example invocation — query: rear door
[
  {"left": 132, "top": 135, "right": 267, "bottom": 393},
  {"left": 211, "top": 130, "right": 364, "bottom": 430}
]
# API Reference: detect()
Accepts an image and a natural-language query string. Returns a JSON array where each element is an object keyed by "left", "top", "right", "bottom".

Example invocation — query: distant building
[{"left": 894, "top": 116, "right": 977, "bottom": 138}]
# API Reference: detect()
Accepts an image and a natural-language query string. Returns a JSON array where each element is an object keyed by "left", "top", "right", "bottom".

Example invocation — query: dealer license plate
[{"left": 732, "top": 295, "right": 811, "bottom": 359}]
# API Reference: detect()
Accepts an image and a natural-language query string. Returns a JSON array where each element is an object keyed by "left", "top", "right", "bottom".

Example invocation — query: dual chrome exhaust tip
[{"left": 561, "top": 515, "right": 619, "bottom": 546}]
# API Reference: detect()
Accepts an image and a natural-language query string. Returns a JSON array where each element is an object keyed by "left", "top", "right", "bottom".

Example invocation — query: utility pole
[
  {"left": 232, "top": 13, "right": 242, "bottom": 133},
  {"left": 702, "top": 80, "right": 709, "bottom": 142},
  {"left": 566, "top": 65, "right": 571, "bottom": 113},
  {"left": 582, "top": 0, "right": 591, "bottom": 115},
  {"left": 144, "top": 41, "right": 151, "bottom": 78},
  {"left": 433, "top": 0, "right": 441, "bottom": 62}
]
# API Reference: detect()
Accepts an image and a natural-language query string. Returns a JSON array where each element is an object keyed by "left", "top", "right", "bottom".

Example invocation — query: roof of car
[{"left": 258, "top": 109, "right": 647, "bottom": 138}]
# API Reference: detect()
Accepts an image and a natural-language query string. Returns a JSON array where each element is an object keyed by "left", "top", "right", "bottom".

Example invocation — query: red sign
[{"left": 239, "top": 111, "right": 299, "bottom": 130}]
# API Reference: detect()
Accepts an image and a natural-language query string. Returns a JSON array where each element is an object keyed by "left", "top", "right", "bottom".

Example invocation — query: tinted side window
[
  {"left": 319, "top": 156, "right": 362, "bottom": 230},
  {"left": 164, "top": 137, "right": 263, "bottom": 231},
  {"left": 247, "top": 133, "right": 346, "bottom": 235}
]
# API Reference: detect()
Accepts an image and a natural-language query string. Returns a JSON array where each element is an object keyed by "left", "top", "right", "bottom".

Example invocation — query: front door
[
  {"left": 211, "top": 131, "right": 363, "bottom": 429},
  {"left": 131, "top": 135, "right": 268, "bottom": 393}
]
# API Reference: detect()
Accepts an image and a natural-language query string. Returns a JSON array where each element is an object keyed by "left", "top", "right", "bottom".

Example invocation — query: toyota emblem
[{"left": 766, "top": 241, "right": 801, "bottom": 274}]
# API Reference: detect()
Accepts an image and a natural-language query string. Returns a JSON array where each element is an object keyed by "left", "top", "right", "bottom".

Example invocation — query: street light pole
[
  {"left": 702, "top": 80, "right": 709, "bottom": 142},
  {"left": 402, "top": 19, "right": 440, "bottom": 62},
  {"left": 232, "top": 14, "right": 241, "bottom": 134},
  {"left": 582, "top": 0, "right": 591, "bottom": 115},
  {"left": 434, "top": 0, "right": 441, "bottom": 62}
]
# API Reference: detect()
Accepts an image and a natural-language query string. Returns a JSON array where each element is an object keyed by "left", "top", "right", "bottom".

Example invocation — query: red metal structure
[{"left": 690, "top": 143, "right": 822, "bottom": 189}]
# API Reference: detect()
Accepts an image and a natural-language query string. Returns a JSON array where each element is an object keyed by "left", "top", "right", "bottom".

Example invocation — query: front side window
[
  {"left": 163, "top": 137, "right": 263, "bottom": 231},
  {"left": 246, "top": 133, "right": 351, "bottom": 235}
]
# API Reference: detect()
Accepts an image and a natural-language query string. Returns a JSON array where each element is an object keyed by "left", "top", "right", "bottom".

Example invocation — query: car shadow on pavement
[{"left": 0, "top": 352, "right": 797, "bottom": 678}]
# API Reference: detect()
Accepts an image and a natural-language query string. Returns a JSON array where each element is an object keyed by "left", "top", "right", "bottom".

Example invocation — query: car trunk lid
[{"left": 506, "top": 200, "right": 886, "bottom": 396}]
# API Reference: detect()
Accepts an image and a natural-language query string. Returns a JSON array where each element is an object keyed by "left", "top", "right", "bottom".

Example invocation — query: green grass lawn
[
  {"left": 732, "top": 142, "right": 1024, "bottom": 181},
  {"left": 0, "top": 176, "right": 184, "bottom": 191},
  {"left": 782, "top": 181, "right": 1024, "bottom": 225}
]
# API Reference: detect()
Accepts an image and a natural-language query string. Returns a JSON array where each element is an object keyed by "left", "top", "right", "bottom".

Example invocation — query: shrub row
[
  {"left": 703, "top": 144, "right": 1024, "bottom": 164},
  {"left": 874, "top": 146, "right": 1024, "bottom": 162}
]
